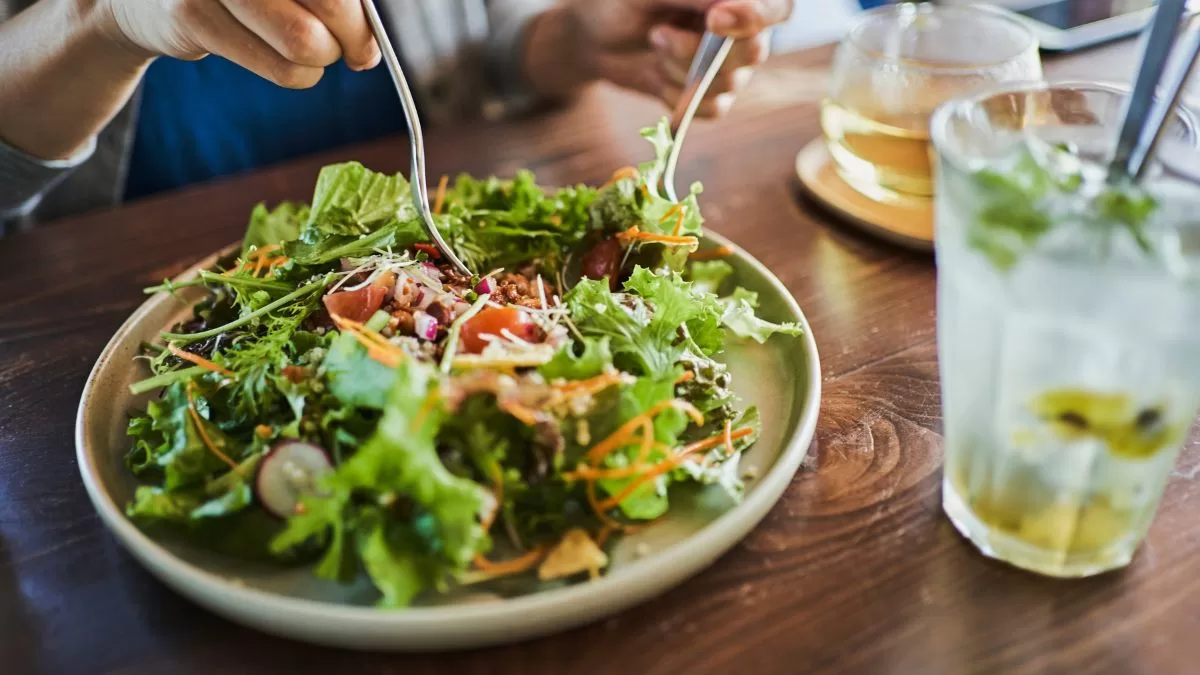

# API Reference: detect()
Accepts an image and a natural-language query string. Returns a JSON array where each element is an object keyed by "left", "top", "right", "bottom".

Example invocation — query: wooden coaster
[{"left": 795, "top": 138, "right": 934, "bottom": 251}]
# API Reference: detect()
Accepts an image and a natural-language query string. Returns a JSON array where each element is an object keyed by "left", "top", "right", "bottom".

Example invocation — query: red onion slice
[
  {"left": 474, "top": 277, "right": 497, "bottom": 295},
  {"left": 413, "top": 311, "right": 439, "bottom": 341}
]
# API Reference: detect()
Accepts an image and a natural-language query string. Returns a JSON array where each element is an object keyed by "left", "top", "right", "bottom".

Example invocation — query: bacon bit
[
  {"left": 601, "top": 166, "right": 640, "bottom": 188},
  {"left": 281, "top": 365, "right": 308, "bottom": 383},
  {"left": 615, "top": 225, "right": 699, "bottom": 247},
  {"left": 167, "top": 343, "right": 233, "bottom": 377},
  {"left": 675, "top": 370, "right": 694, "bottom": 384},
  {"left": 433, "top": 175, "right": 449, "bottom": 215},
  {"left": 413, "top": 243, "right": 442, "bottom": 259},
  {"left": 471, "top": 545, "right": 548, "bottom": 577},
  {"left": 185, "top": 382, "right": 238, "bottom": 469},
  {"left": 689, "top": 245, "right": 734, "bottom": 261},
  {"left": 255, "top": 424, "right": 272, "bottom": 439}
]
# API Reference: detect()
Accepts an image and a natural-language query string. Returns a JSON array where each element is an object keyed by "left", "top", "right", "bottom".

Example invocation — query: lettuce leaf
[
  {"left": 241, "top": 201, "right": 309, "bottom": 256},
  {"left": 718, "top": 288, "right": 803, "bottom": 344},
  {"left": 329, "top": 360, "right": 489, "bottom": 569},
  {"left": 304, "top": 162, "right": 416, "bottom": 239},
  {"left": 539, "top": 337, "right": 614, "bottom": 381}
]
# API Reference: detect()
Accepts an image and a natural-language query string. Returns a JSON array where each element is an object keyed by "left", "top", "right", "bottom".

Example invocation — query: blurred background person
[{"left": 0, "top": 0, "right": 796, "bottom": 231}]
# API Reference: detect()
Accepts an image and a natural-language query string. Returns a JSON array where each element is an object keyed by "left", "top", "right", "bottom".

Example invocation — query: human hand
[
  {"left": 562, "top": 0, "right": 793, "bottom": 117},
  {"left": 100, "top": 0, "right": 382, "bottom": 88}
]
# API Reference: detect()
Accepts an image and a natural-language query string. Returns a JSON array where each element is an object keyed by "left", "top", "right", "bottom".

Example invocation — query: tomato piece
[
  {"left": 580, "top": 236, "right": 623, "bottom": 291},
  {"left": 459, "top": 307, "right": 535, "bottom": 354},
  {"left": 322, "top": 284, "right": 388, "bottom": 323}
]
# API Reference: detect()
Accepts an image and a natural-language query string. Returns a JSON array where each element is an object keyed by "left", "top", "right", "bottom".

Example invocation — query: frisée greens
[{"left": 126, "top": 120, "right": 801, "bottom": 607}]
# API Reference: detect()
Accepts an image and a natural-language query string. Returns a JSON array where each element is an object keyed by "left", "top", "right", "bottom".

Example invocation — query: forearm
[
  {"left": 519, "top": 6, "right": 595, "bottom": 102},
  {"left": 0, "top": 0, "right": 152, "bottom": 161}
]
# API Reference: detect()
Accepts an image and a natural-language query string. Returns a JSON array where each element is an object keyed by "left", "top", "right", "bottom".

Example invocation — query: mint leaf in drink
[{"left": 1095, "top": 186, "right": 1158, "bottom": 253}]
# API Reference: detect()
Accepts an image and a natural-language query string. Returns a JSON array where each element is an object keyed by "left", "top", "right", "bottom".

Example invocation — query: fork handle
[{"left": 663, "top": 33, "right": 735, "bottom": 202}]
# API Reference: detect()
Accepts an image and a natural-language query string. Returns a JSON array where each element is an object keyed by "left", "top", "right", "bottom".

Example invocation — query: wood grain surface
[{"left": 3, "top": 40, "right": 1199, "bottom": 675}]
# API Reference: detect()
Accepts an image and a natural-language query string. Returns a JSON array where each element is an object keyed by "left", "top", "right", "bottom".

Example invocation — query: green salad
[{"left": 126, "top": 121, "right": 801, "bottom": 607}]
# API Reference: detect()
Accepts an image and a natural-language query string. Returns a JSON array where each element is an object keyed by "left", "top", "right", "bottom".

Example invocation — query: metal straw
[
  {"left": 1110, "top": 0, "right": 1191, "bottom": 182},
  {"left": 1130, "top": 14, "right": 1200, "bottom": 179}
]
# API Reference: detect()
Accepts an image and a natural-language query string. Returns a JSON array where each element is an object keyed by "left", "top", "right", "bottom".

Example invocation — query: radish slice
[
  {"left": 255, "top": 441, "right": 333, "bottom": 518},
  {"left": 474, "top": 277, "right": 496, "bottom": 295},
  {"left": 413, "top": 311, "right": 439, "bottom": 341}
]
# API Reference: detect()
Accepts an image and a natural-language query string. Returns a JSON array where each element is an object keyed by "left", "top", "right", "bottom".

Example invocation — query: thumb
[{"left": 707, "top": 0, "right": 792, "bottom": 38}]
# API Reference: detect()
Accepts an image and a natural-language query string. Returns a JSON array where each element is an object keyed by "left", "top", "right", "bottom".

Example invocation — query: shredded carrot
[
  {"left": 413, "top": 243, "right": 442, "bottom": 259},
  {"left": 585, "top": 400, "right": 703, "bottom": 464},
  {"left": 167, "top": 343, "right": 233, "bottom": 377},
  {"left": 586, "top": 480, "right": 625, "bottom": 531},
  {"left": 615, "top": 225, "right": 698, "bottom": 246},
  {"left": 410, "top": 392, "right": 440, "bottom": 434},
  {"left": 255, "top": 424, "right": 272, "bottom": 439},
  {"left": 670, "top": 208, "right": 687, "bottom": 237},
  {"left": 657, "top": 203, "right": 684, "bottom": 224},
  {"left": 634, "top": 419, "right": 655, "bottom": 464},
  {"left": 689, "top": 245, "right": 734, "bottom": 261},
  {"left": 500, "top": 399, "right": 539, "bottom": 426},
  {"left": 657, "top": 203, "right": 688, "bottom": 237},
  {"left": 601, "top": 166, "right": 640, "bottom": 188},
  {"left": 471, "top": 545, "right": 547, "bottom": 577},
  {"left": 185, "top": 383, "right": 238, "bottom": 469},
  {"left": 675, "top": 370, "right": 694, "bottom": 384},
  {"left": 594, "top": 526, "right": 613, "bottom": 547},
  {"left": 596, "top": 427, "right": 753, "bottom": 511},
  {"left": 433, "top": 174, "right": 449, "bottom": 215},
  {"left": 331, "top": 314, "right": 404, "bottom": 367},
  {"left": 585, "top": 401, "right": 674, "bottom": 464},
  {"left": 223, "top": 245, "right": 289, "bottom": 277},
  {"left": 722, "top": 420, "right": 735, "bottom": 457}
]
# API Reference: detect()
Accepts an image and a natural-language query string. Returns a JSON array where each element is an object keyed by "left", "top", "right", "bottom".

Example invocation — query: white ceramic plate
[{"left": 75, "top": 231, "right": 821, "bottom": 651}]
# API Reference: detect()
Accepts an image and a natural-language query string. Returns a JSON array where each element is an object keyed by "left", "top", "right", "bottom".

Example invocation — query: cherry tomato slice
[
  {"left": 459, "top": 307, "right": 535, "bottom": 354},
  {"left": 323, "top": 284, "right": 388, "bottom": 324}
]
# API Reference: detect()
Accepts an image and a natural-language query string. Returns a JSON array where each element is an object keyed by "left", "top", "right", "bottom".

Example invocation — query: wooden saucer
[{"left": 795, "top": 138, "right": 934, "bottom": 251}]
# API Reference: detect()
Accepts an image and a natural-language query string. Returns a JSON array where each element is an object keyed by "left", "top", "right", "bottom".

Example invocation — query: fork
[
  {"left": 361, "top": 0, "right": 474, "bottom": 276},
  {"left": 661, "top": 32, "right": 735, "bottom": 202}
]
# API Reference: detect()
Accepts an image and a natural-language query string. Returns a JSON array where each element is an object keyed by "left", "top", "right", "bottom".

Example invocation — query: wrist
[
  {"left": 72, "top": 0, "right": 156, "bottom": 70},
  {"left": 521, "top": 6, "right": 597, "bottom": 101}
]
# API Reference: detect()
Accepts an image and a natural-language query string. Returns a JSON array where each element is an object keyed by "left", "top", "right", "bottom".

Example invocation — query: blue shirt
[{"left": 125, "top": 56, "right": 406, "bottom": 200}]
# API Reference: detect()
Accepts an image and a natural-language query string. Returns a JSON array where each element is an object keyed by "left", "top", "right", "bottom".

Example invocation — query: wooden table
[{"left": 3, "top": 41, "right": 1199, "bottom": 675}]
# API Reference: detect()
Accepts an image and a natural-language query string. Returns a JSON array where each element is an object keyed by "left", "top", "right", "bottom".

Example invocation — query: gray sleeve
[
  {"left": 0, "top": 136, "right": 95, "bottom": 221},
  {"left": 484, "top": 0, "right": 554, "bottom": 117}
]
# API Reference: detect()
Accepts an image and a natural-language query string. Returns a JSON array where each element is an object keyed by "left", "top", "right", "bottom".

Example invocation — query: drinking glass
[
  {"left": 823, "top": 3, "right": 1042, "bottom": 205},
  {"left": 931, "top": 81, "right": 1200, "bottom": 577}
]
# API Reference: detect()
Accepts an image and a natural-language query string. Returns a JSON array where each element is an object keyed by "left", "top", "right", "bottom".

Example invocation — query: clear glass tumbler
[
  {"left": 931, "top": 81, "right": 1200, "bottom": 577},
  {"left": 823, "top": 3, "right": 1041, "bottom": 205}
]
